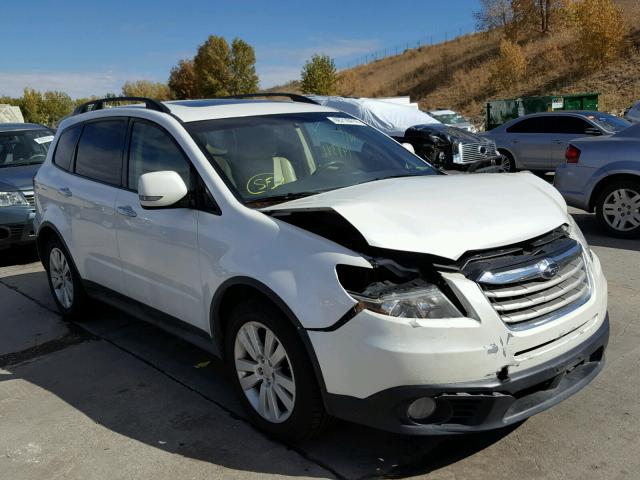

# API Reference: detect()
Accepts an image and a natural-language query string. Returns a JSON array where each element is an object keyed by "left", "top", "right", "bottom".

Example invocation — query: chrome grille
[
  {"left": 459, "top": 142, "right": 498, "bottom": 164},
  {"left": 479, "top": 248, "right": 591, "bottom": 330},
  {"left": 22, "top": 191, "right": 35, "bottom": 208}
]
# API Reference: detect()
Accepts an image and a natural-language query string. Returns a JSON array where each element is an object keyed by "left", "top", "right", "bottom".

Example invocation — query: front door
[{"left": 115, "top": 119, "right": 204, "bottom": 328}]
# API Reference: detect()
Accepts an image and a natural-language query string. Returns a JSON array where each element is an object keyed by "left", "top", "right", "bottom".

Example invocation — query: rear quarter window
[
  {"left": 75, "top": 119, "right": 127, "bottom": 186},
  {"left": 53, "top": 125, "right": 82, "bottom": 171}
]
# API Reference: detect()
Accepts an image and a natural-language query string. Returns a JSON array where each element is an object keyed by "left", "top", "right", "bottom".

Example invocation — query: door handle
[
  {"left": 117, "top": 205, "right": 137, "bottom": 218},
  {"left": 58, "top": 187, "right": 72, "bottom": 197},
  {"left": 511, "top": 139, "right": 519, "bottom": 144}
]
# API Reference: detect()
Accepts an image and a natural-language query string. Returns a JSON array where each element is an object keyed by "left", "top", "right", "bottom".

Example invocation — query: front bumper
[
  {"left": 0, "top": 206, "right": 36, "bottom": 250},
  {"left": 324, "top": 315, "right": 608, "bottom": 434}
]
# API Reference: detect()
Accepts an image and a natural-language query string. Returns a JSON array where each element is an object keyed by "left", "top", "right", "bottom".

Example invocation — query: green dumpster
[{"left": 485, "top": 92, "right": 599, "bottom": 130}]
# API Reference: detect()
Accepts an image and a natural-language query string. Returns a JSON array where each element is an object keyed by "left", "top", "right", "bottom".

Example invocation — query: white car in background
[
  {"left": 34, "top": 95, "right": 609, "bottom": 439},
  {"left": 428, "top": 109, "right": 477, "bottom": 133}
]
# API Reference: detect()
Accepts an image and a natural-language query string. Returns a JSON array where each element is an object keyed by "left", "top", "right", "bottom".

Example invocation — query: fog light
[{"left": 407, "top": 397, "right": 436, "bottom": 420}]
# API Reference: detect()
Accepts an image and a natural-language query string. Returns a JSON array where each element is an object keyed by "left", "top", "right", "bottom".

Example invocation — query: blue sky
[{"left": 1, "top": 0, "right": 479, "bottom": 98}]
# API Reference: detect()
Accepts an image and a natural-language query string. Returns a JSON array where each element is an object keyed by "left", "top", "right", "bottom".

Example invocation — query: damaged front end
[
  {"left": 400, "top": 123, "right": 500, "bottom": 172},
  {"left": 267, "top": 207, "right": 467, "bottom": 325}
]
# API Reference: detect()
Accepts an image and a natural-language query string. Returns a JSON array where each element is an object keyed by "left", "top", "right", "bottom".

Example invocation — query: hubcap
[
  {"left": 602, "top": 188, "right": 640, "bottom": 232},
  {"left": 49, "top": 247, "right": 73, "bottom": 309},
  {"left": 500, "top": 155, "right": 512, "bottom": 172},
  {"left": 234, "top": 321, "right": 296, "bottom": 423}
]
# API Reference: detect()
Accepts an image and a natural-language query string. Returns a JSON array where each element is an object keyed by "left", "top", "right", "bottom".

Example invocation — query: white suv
[{"left": 34, "top": 95, "right": 609, "bottom": 439}]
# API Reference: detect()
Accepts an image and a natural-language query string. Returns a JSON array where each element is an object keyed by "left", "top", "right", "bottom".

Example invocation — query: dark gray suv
[{"left": 0, "top": 123, "right": 54, "bottom": 250}]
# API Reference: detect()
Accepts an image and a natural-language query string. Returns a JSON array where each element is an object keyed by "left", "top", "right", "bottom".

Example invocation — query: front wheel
[
  {"left": 595, "top": 180, "right": 640, "bottom": 238},
  {"left": 225, "top": 299, "right": 329, "bottom": 440},
  {"left": 498, "top": 150, "right": 516, "bottom": 172}
]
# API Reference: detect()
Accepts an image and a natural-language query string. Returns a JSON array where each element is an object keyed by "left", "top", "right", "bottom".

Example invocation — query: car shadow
[
  {"left": 0, "top": 271, "right": 516, "bottom": 479},
  {"left": 0, "top": 244, "right": 39, "bottom": 267}
]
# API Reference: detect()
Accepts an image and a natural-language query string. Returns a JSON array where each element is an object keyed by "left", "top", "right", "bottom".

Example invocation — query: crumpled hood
[
  {"left": 0, "top": 164, "right": 41, "bottom": 191},
  {"left": 265, "top": 172, "right": 569, "bottom": 260}
]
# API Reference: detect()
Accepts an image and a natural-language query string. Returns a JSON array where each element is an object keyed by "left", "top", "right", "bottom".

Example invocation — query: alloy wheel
[
  {"left": 49, "top": 247, "right": 74, "bottom": 309},
  {"left": 602, "top": 188, "right": 640, "bottom": 232},
  {"left": 234, "top": 321, "right": 296, "bottom": 423}
]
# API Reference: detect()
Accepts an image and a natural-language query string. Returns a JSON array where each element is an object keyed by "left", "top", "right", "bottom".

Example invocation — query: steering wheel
[{"left": 314, "top": 159, "right": 347, "bottom": 174}]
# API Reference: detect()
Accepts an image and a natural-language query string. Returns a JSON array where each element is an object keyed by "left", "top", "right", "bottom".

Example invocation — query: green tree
[
  {"left": 194, "top": 35, "right": 232, "bottom": 97},
  {"left": 229, "top": 38, "right": 259, "bottom": 95},
  {"left": 41, "top": 91, "right": 74, "bottom": 125},
  {"left": 300, "top": 54, "right": 338, "bottom": 95},
  {"left": 20, "top": 88, "right": 44, "bottom": 124},
  {"left": 168, "top": 59, "right": 199, "bottom": 99},
  {"left": 121, "top": 80, "right": 171, "bottom": 100}
]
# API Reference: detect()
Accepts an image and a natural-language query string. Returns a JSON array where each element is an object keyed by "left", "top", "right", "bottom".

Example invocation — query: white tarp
[
  {"left": 0, "top": 104, "right": 24, "bottom": 123},
  {"left": 310, "top": 96, "right": 439, "bottom": 137}
]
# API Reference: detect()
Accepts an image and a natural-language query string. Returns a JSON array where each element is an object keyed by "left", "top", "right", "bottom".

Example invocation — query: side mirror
[
  {"left": 584, "top": 127, "right": 602, "bottom": 136},
  {"left": 402, "top": 142, "right": 416, "bottom": 154},
  {"left": 138, "top": 171, "right": 188, "bottom": 208}
]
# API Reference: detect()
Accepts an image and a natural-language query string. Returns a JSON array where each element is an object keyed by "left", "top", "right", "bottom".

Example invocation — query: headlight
[
  {"left": 353, "top": 283, "right": 463, "bottom": 319},
  {"left": 0, "top": 191, "right": 28, "bottom": 207}
]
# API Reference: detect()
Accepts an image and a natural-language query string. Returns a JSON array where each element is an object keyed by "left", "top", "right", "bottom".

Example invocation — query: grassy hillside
[{"left": 272, "top": 1, "right": 640, "bottom": 126}]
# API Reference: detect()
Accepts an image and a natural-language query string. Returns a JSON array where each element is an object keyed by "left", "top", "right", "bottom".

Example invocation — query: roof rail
[
  {"left": 72, "top": 96, "right": 171, "bottom": 116},
  {"left": 219, "top": 93, "right": 319, "bottom": 105}
]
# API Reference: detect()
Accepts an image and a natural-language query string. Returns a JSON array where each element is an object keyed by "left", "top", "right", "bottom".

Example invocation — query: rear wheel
[
  {"left": 44, "top": 238, "right": 89, "bottom": 319},
  {"left": 595, "top": 180, "right": 640, "bottom": 238},
  {"left": 225, "top": 299, "right": 329, "bottom": 440}
]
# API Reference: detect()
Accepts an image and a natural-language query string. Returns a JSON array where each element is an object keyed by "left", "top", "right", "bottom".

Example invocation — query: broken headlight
[{"left": 353, "top": 282, "right": 463, "bottom": 319}]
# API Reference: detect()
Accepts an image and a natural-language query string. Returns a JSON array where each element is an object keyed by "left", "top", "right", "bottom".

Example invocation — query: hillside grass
[{"left": 271, "top": 1, "right": 640, "bottom": 125}]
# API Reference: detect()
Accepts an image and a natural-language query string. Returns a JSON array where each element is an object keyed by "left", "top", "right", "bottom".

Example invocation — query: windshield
[
  {"left": 0, "top": 129, "right": 53, "bottom": 168},
  {"left": 431, "top": 112, "right": 467, "bottom": 125},
  {"left": 585, "top": 113, "right": 630, "bottom": 133},
  {"left": 187, "top": 112, "right": 437, "bottom": 205}
]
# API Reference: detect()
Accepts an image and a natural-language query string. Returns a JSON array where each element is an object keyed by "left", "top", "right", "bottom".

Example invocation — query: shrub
[
  {"left": 489, "top": 39, "right": 528, "bottom": 91},
  {"left": 567, "top": 0, "right": 628, "bottom": 68}
]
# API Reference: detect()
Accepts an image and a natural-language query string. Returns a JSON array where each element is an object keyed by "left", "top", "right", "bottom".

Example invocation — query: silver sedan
[
  {"left": 554, "top": 122, "right": 640, "bottom": 238},
  {"left": 485, "top": 111, "right": 630, "bottom": 172}
]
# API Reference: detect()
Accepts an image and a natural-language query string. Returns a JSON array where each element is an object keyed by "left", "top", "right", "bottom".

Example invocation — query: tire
[
  {"left": 225, "top": 299, "right": 329, "bottom": 441},
  {"left": 498, "top": 150, "right": 517, "bottom": 172},
  {"left": 595, "top": 180, "right": 640, "bottom": 238},
  {"left": 43, "top": 237, "right": 89, "bottom": 319}
]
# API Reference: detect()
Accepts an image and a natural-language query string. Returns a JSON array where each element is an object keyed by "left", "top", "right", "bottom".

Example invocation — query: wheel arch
[
  {"left": 497, "top": 147, "right": 518, "bottom": 169},
  {"left": 36, "top": 222, "right": 73, "bottom": 269},
  {"left": 589, "top": 172, "right": 640, "bottom": 211},
  {"left": 210, "top": 276, "right": 329, "bottom": 401}
]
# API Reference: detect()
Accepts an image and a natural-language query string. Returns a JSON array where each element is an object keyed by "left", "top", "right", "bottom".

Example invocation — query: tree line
[{"left": 1, "top": 33, "right": 339, "bottom": 126}]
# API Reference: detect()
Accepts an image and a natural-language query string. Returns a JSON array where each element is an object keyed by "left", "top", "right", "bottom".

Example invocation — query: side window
[
  {"left": 53, "top": 125, "right": 82, "bottom": 171},
  {"left": 75, "top": 120, "right": 127, "bottom": 185},
  {"left": 553, "top": 116, "right": 591, "bottom": 134},
  {"left": 506, "top": 117, "right": 549, "bottom": 133},
  {"left": 128, "top": 121, "right": 192, "bottom": 191}
]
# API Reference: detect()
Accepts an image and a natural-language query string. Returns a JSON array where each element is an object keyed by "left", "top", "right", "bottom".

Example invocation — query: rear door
[
  {"left": 67, "top": 118, "right": 128, "bottom": 293},
  {"left": 549, "top": 115, "right": 593, "bottom": 169},
  {"left": 114, "top": 119, "right": 204, "bottom": 328},
  {"left": 505, "top": 116, "right": 552, "bottom": 170}
]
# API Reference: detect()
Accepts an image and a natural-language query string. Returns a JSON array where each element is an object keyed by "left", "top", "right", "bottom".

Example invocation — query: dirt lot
[{"left": 1, "top": 208, "right": 638, "bottom": 480}]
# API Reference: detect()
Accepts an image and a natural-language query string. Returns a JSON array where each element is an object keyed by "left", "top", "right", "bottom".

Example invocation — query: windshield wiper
[
  {"left": 355, "top": 173, "right": 426, "bottom": 186},
  {"left": 245, "top": 191, "right": 324, "bottom": 206}
]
